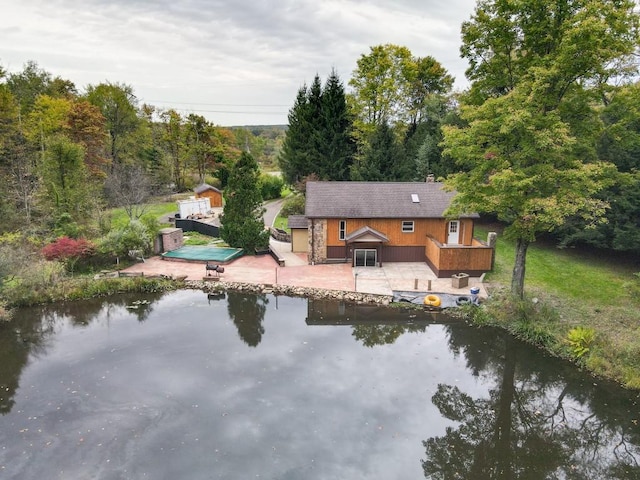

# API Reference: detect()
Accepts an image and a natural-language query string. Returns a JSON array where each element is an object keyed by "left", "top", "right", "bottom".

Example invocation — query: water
[{"left": 0, "top": 290, "right": 638, "bottom": 479}]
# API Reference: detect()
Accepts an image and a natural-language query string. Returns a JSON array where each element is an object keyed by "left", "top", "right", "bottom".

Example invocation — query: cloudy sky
[{"left": 3, "top": 0, "right": 478, "bottom": 126}]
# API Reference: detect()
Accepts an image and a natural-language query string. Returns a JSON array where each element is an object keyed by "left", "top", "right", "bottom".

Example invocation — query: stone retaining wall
[{"left": 186, "top": 280, "right": 392, "bottom": 305}]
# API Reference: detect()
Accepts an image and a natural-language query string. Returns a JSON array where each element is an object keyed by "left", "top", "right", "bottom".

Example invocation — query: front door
[
  {"left": 354, "top": 249, "right": 377, "bottom": 267},
  {"left": 448, "top": 221, "right": 460, "bottom": 245}
]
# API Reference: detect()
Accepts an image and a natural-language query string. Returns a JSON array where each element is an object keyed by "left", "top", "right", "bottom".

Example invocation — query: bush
[
  {"left": 259, "top": 174, "right": 284, "bottom": 200},
  {"left": 566, "top": 326, "right": 596, "bottom": 359},
  {"left": 99, "top": 220, "right": 153, "bottom": 262},
  {"left": 280, "top": 195, "right": 305, "bottom": 217}
]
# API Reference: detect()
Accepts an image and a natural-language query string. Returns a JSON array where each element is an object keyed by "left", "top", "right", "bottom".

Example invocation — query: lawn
[
  {"left": 474, "top": 223, "right": 640, "bottom": 388},
  {"left": 109, "top": 202, "right": 180, "bottom": 229}
]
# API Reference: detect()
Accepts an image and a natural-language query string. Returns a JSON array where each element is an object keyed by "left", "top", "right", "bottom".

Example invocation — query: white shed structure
[{"left": 177, "top": 197, "right": 211, "bottom": 218}]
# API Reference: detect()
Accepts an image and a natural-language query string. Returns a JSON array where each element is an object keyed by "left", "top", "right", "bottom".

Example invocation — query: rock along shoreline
[{"left": 185, "top": 279, "right": 393, "bottom": 306}]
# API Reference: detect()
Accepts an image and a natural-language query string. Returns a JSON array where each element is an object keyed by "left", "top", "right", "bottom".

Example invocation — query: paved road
[{"left": 263, "top": 198, "right": 286, "bottom": 228}]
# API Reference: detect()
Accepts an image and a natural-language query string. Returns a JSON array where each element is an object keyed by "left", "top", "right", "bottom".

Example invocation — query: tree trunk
[{"left": 511, "top": 238, "right": 529, "bottom": 299}]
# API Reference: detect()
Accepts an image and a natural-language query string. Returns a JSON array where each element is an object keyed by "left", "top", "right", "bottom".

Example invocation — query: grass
[
  {"left": 183, "top": 232, "right": 224, "bottom": 246},
  {"left": 273, "top": 214, "right": 290, "bottom": 232},
  {"left": 472, "top": 224, "right": 640, "bottom": 389},
  {"left": 109, "top": 202, "right": 179, "bottom": 229}
]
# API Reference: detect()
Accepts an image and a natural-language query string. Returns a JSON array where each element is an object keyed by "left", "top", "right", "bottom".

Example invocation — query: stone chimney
[{"left": 426, "top": 174, "right": 435, "bottom": 183}]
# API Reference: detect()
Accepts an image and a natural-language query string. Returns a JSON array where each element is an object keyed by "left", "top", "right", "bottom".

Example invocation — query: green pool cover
[{"left": 162, "top": 246, "right": 244, "bottom": 262}]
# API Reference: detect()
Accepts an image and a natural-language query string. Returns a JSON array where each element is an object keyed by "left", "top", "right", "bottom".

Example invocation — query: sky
[{"left": 2, "top": 0, "right": 478, "bottom": 126}]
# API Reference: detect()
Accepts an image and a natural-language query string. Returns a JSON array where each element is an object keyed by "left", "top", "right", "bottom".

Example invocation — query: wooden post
[
  {"left": 427, "top": 279, "right": 432, "bottom": 291},
  {"left": 414, "top": 278, "right": 418, "bottom": 290}
]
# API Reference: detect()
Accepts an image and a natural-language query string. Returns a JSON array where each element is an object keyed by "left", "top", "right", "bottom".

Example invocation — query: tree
[
  {"left": 279, "top": 72, "right": 355, "bottom": 184},
  {"left": 103, "top": 163, "right": 152, "bottom": 219},
  {"left": 279, "top": 85, "right": 314, "bottom": 185},
  {"left": 185, "top": 113, "right": 214, "bottom": 184},
  {"left": 6, "top": 61, "right": 53, "bottom": 119},
  {"left": 351, "top": 120, "right": 410, "bottom": 181},
  {"left": 349, "top": 44, "right": 413, "bottom": 128},
  {"left": 348, "top": 44, "right": 453, "bottom": 131},
  {"left": 320, "top": 69, "right": 356, "bottom": 180},
  {"left": 160, "top": 109, "right": 187, "bottom": 191},
  {"left": 85, "top": 82, "right": 139, "bottom": 166},
  {"left": 38, "top": 136, "right": 93, "bottom": 221},
  {"left": 220, "top": 152, "right": 269, "bottom": 252},
  {"left": 65, "top": 99, "right": 109, "bottom": 179},
  {"left": 443, "top": 0, "right": 640, "bottom": 298}
]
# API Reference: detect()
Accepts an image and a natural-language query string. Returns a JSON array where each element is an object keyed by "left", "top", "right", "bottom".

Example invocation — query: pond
[{"left": 0, "top": 290, "right": 639, "bottom": 479}]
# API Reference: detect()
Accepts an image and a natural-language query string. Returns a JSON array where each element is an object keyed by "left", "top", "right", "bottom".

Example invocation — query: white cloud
[{"left": 1, "top": 0, "right": 476, "bottom": 125}]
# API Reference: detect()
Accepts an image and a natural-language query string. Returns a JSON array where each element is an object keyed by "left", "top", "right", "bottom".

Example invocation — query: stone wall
[{"left": 308, "top": 219, "right": 327, "bottom": 264}]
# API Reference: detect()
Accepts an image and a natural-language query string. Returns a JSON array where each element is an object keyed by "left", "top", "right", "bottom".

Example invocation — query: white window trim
[
  {"left": 339, "top": 220, "right": 346, "bottom": 240},
  {"left": 402, "top": 220, "right": 414, "bottom": 233}
]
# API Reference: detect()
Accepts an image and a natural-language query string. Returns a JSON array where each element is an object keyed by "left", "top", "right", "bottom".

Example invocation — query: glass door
[{"left": 354, "top": 249, "right": 377, "bottom": 267}]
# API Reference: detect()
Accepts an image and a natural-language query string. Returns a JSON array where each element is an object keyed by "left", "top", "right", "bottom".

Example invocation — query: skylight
[{"left": 411, "top": 194, "right": 420, "bottom": 203}]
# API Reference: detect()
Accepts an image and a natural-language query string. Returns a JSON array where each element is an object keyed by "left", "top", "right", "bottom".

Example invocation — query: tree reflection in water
[
  {"left": 226, "top": 291, "right": 268, "bottom": 347},
  {"left": 422, "top": 326, "right": 640, "bottom": 479},
  {"left": 0, "top": 293, "right": 164, "bottom": 415}
]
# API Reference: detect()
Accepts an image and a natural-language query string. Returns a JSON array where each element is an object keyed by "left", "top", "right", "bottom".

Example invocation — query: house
[
  {"left": 194, "top": 183, "right": 223, "bottom": 207},
  {"left": 304, "top": 181, "right": 494, "bottom": 278}
]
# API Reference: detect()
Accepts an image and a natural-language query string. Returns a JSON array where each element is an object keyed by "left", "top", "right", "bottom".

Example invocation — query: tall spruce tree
[
  {"left": 220, "top": 152, "right": 269, "bottom": 253},
  {"left": 279, "top": 85, "right": 312, "bottom": 185},
  {"left": 320, "top": 69, "right": 356, "bottom": 180},
  {"left": 279, "top": 72, "right": 355, "bottom": 184}
]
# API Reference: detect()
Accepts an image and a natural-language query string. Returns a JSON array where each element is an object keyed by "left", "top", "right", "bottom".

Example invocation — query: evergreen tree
[
  {"left": 279, "top": 72, "right": 355, "bottom": 184},
  {"left": 279, "top": 85, "right": 313, "bottom": 185},
  {"left": 320, "top": 69, "right": 356, "bottom": 180},
  {"left": 220, "top": 152, "right": 269, "bottom": 252},
  {"left": 351, "top": 121, "right": 410, "bottom": 181}
]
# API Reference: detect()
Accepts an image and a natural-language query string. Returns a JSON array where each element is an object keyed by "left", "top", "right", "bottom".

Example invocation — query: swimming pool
[{"left": 161, "top": 245, "right": 244, "bottom": 263}]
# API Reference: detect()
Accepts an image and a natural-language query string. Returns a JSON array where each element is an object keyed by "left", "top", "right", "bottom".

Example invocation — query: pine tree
[
  {"left": 278, "top": 72, "right": 355, "bottom": 184},
  {"left": 320, "top": 69, "right": 356, "bottom": 180},
  {"left": 220, "top": 152, "right": 269, "bottom": 253},
  {"left": 279, "top": 85, "right": 312, "bottom": 185},
  {"left": 352, "top": 121, "right": 409, "bottom": 181}
]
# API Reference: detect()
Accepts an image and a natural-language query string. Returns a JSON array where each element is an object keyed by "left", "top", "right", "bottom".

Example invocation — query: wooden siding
[
  {"left": 383, "top": 246, "right": 425, "bottom": 262},
  {"left": 196, "top": 190, "right": 223, "bottom": 207},
  {"left": 425, "top": 236, "right": 493, "bottom": 278},
  {"left": 326, "top": 218, "right": 448, "bottom": 247},
  {"left": 327, "top": 245, "right": 348, "bottom": 260}
]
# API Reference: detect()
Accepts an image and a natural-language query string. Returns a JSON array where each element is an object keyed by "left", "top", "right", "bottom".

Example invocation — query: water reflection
[
  {"left": 226, "top": 291, "right": 268, "bottom": 347},
  {"left": 307, "top": 299, "right": 440, "bottom": 347},
  {"left": 423, "top": 326, "right": 640, "bottom": 479},
  {"left": 0, "top": 291, "right": 638, "bottom": 479},
  {"left": 0, "top": 293, "right": 165, "bottom": 415}
]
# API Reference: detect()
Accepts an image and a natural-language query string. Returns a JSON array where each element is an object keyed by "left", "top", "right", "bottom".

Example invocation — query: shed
[
  {"left": 194, "top": 183, "right": 223, "bottom": 207},
  {"left": 287, "top": 215, "right": 309, "bottom": 253}
]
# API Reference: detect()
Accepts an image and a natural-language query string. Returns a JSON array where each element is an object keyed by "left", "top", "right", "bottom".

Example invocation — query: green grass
[
  {"left": 472, "top": 223, "right": 640, "bottom": 389},
  {"left": 273, "top": 214, "right": 290, "bottom": 232},
  {"left": 109, "top": 202, "right": 179, "bottom": 229},
  {"left": 183, "top": 232, "right": 223, "bottom": 246}
]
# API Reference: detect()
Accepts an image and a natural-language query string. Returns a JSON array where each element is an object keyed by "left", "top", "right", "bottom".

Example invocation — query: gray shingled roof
[
  {"left": 305, "top": 181, "right": 477, "bottom": 219},
  {"left": 194, "top": 183, "right": 221, "bottom": 194},
  {"left": 287, "top": 215, "right": 309, "bottom": 229}
]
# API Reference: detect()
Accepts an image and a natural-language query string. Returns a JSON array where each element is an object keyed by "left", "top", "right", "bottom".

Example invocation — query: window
[
  {"left": 402, "top": 221, "right": 414, "bottom": 233},
  {"left": 339, "top": 220, "right": 346, "bottom": 240}
]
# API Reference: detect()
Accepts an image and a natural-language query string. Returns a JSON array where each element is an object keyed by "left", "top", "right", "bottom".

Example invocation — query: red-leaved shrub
[{"left": 42, "top": 237, "right": 95, "bottom": 262}]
